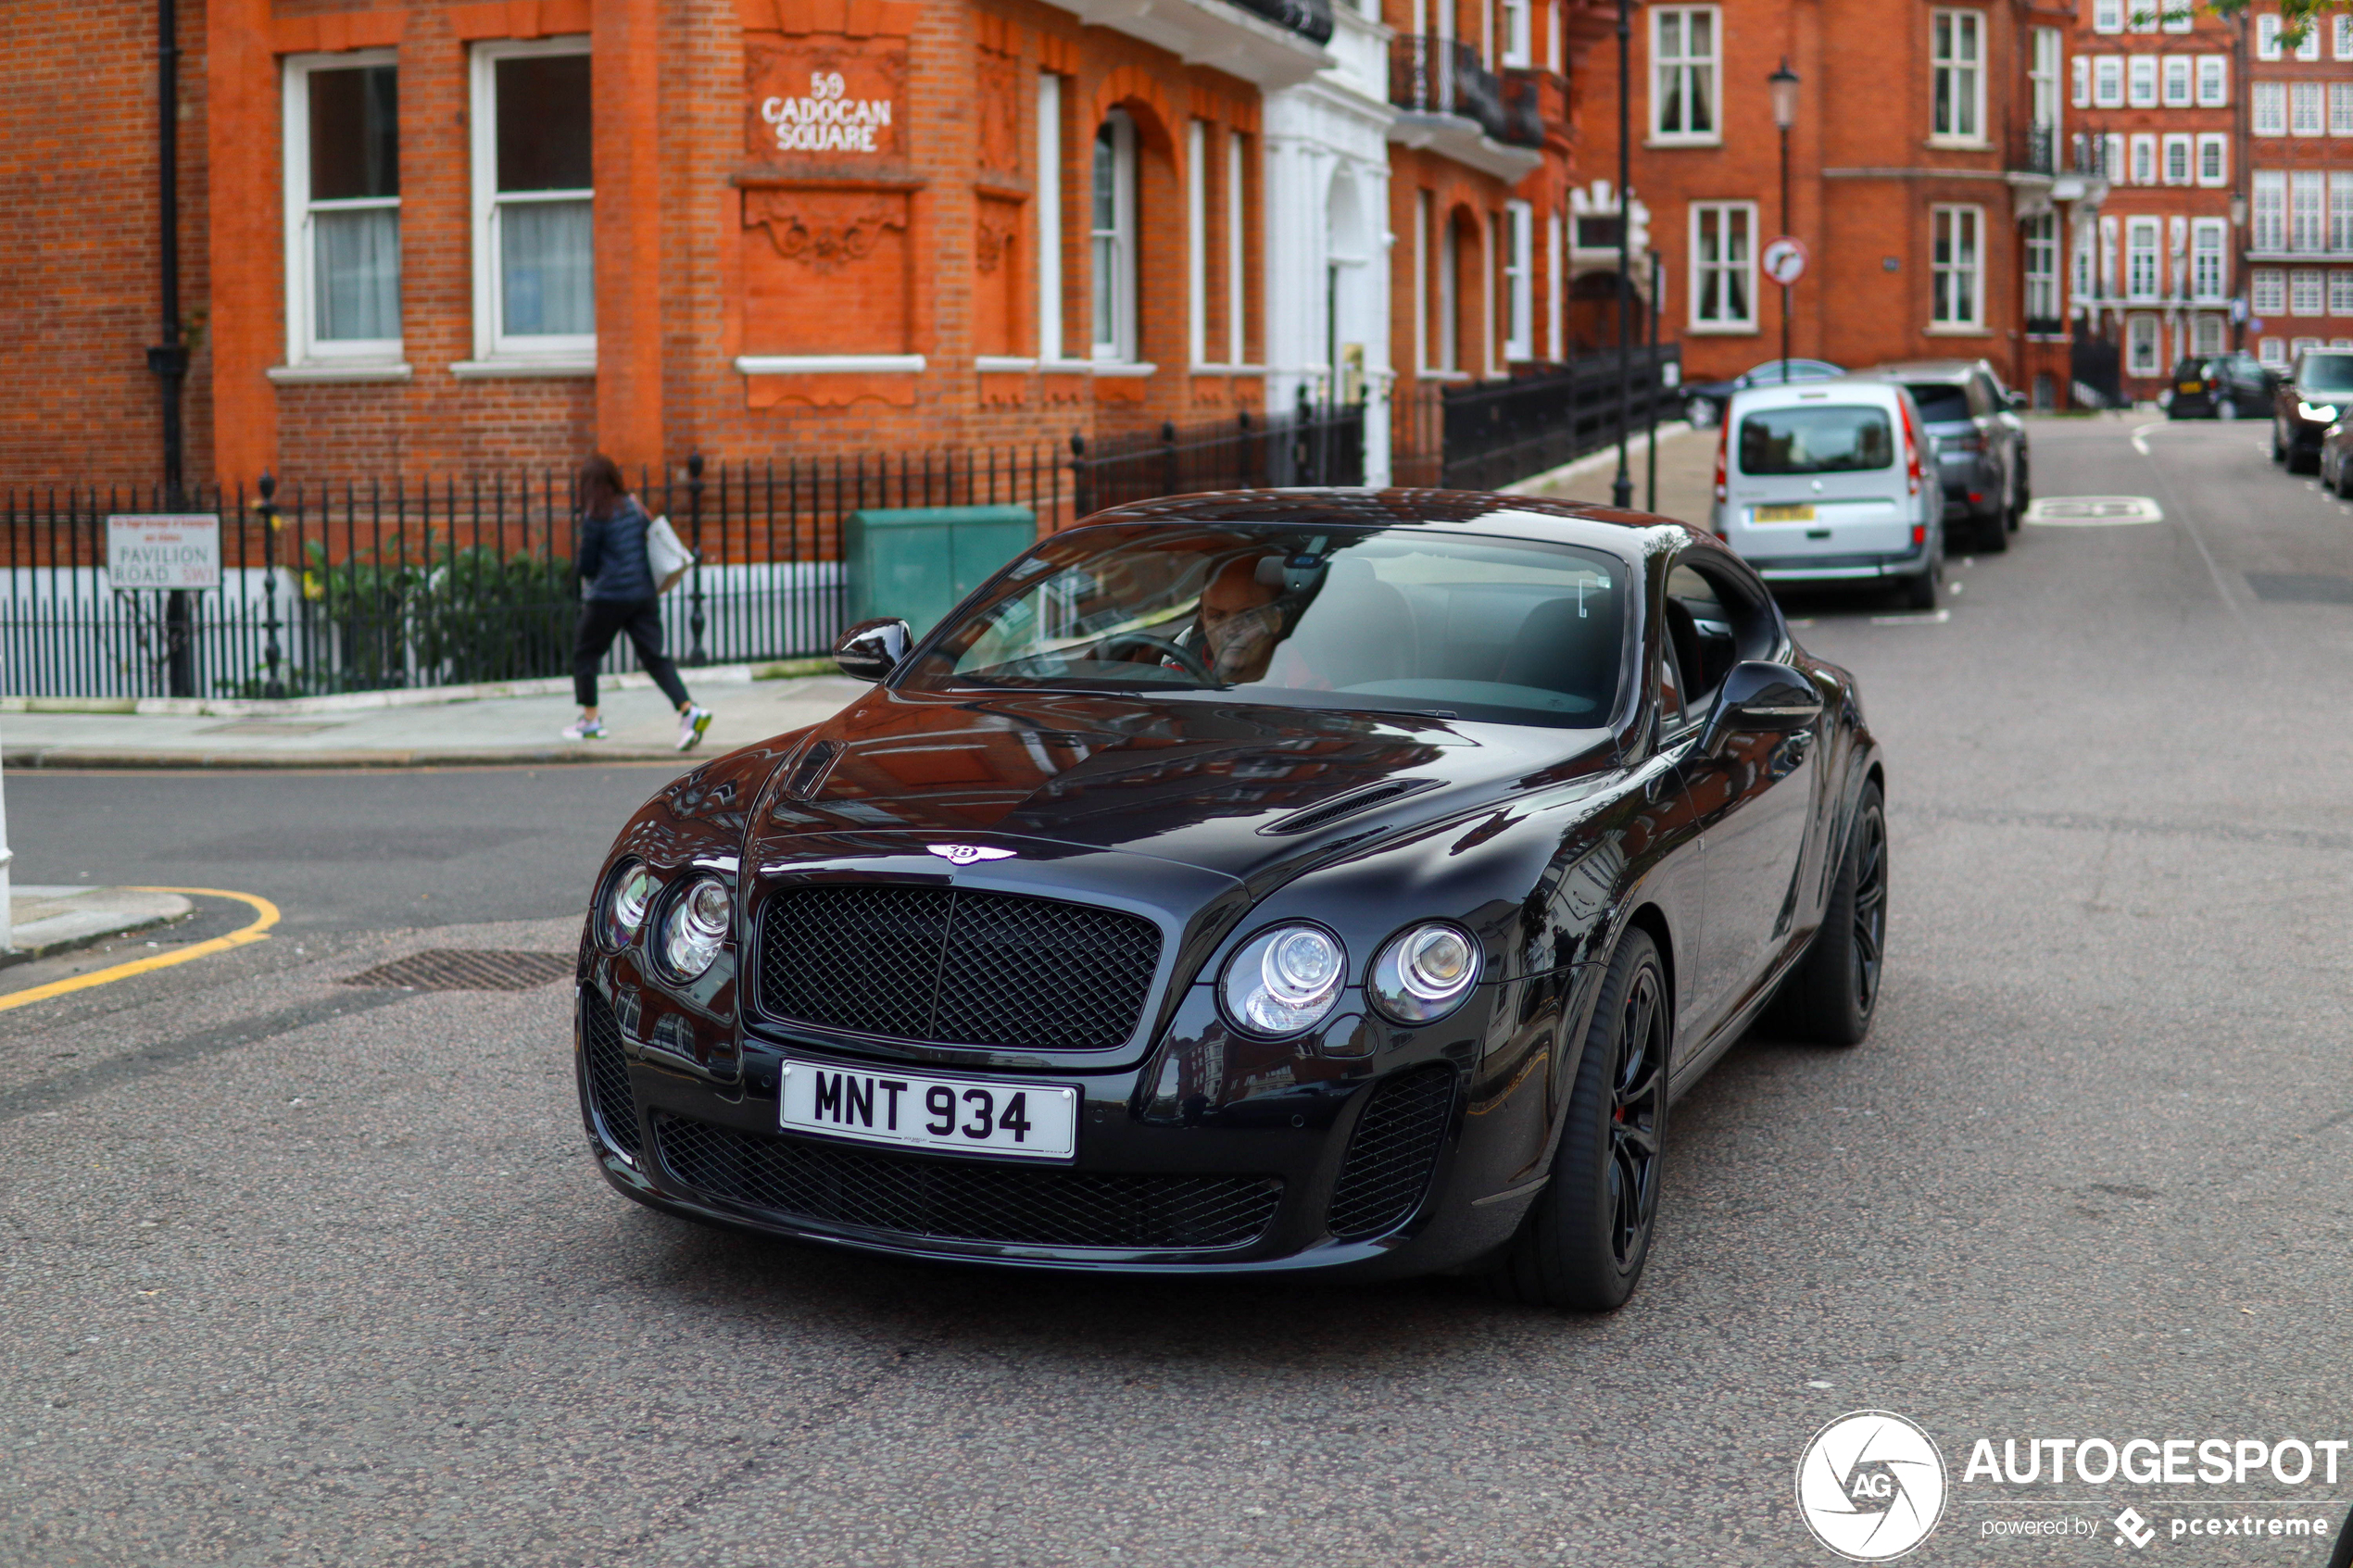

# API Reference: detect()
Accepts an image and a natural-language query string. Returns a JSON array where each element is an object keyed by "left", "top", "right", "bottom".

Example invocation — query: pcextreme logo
[{"left": 1797, "top": 1411, "right": 1950, "bottom": 1562}]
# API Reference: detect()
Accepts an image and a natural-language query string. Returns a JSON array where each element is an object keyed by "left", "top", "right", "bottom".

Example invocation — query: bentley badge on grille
[{"left": 925, "top": 844, "right": 1017, "bottom": 865}]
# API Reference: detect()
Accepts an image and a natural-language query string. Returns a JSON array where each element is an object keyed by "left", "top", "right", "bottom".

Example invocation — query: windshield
[
  {"left": 2298, "top": 353, "right": 2353, "bottom": 395},
  {"left": 1738, "top": 406, "right": 1894, "bottom": 474},
  {"left": 898, "top": 524, "right": 1627, "bottom": 727},
  {"left": 1903, "top": 383, "right": 1972, "bottom": 423}
]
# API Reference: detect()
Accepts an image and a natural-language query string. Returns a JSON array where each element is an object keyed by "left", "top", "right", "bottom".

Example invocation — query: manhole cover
[
  {"left": 2246, "top": 571, "right": 2353, "bottom": 604},
  {"left": 2022, "top": 495, "right": 2164, "bottom": 526},
  {"left": 342, "top": 949, "right": 573, "bottom": 991}
]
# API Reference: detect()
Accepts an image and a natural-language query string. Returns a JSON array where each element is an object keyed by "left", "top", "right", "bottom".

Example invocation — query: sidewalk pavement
[
  {"left": 2, "top": 669, "right": 872, "bottom": 769},
  {"left": 1508, "top": 420, "right": 1717, "bottom": 527},
  {"left": 6, "top": 885, "right": 193, "bottom": 966}
]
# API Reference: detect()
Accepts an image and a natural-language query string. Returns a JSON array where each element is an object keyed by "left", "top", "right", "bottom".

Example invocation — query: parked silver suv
[{"left": 1867, "top": 359, "right": 2030, "bottom": 555}]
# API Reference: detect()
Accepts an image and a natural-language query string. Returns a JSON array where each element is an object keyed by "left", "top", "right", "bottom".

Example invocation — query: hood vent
[
  {"left": 1260, "top": 778, "right": 1439, "bottom": 837},
  {"left": 780, "top": 739, "right": 838, "bottom": 801}
]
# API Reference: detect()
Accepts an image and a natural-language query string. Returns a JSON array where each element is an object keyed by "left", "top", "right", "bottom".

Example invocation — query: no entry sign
[
  {"left": 1762, "top": 236, "right": 1808, "bottom": 286},
  {"left": 107, "top": 514, "right": 220, "bottom": 591}
]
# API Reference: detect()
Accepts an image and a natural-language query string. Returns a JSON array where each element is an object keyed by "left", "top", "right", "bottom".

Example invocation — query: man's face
[{"left": 1199, "top": 558, "right": 1281, "bottom": 681}]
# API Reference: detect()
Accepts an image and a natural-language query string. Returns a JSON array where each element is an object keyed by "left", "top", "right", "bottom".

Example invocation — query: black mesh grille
[
  {"left": 581, "top": 989, "right": 641, "bottom": 1158},
  {"left": 1327, "top": 1064, "right": 1455, "bottom": 1239},
  {"left": 652, "top": 1112, "right": 1280, "bottom": 1250},
  {"left": 758, "top": 885, "right": 1162, "bottom": 1052}
]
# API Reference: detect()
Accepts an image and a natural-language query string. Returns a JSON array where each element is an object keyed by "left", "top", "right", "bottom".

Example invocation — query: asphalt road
[{"left": 5, "top": 414, "right": 2351, "bottom": 1566}]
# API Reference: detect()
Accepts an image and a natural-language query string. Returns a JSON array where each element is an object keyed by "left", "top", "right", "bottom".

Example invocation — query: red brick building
[{"left": 2239, "top": 5, "right": 2353, "bottom": 373}]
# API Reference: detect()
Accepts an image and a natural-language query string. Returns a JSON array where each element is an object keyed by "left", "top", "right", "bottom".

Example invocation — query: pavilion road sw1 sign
[
  {"left": 106, "top": 514, "right": 220, "bottom": 590},
  {"left": 761, "top": 71, "right": 893, "bottom": 155}
]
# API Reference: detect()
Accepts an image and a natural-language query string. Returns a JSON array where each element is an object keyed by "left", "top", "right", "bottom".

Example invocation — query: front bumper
[{"left": 573, "top": 960, "right": 1596, "bottom": 1279}]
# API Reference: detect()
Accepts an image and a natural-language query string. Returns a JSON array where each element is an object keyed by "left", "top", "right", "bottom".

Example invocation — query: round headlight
[
  {"left": 1221, "top": 923, "right": 1346, "bottom": 1036},
  {"left": 658, "top": 876, "right": 733, "bottom": 981},
  {"left": 600, "top": 860, "right": 658, "bottom": 950},
  {"left": 1369, "top": 922, "right": 1480, "bottom": 1023}
]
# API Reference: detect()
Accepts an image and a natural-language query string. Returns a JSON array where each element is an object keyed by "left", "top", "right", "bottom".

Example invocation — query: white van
[{"left": 1708, "top": 379, "right": 1944, "bottom": 609}]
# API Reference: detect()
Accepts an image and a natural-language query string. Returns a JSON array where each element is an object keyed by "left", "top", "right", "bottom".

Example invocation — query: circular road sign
[{"left": 1762, "top": 236, "right": 1808, "bottom": 286}]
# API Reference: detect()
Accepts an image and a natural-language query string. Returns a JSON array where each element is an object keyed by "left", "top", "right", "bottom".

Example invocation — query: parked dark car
[
  {"left": 1684, "top": 358, "right": 1846, "bottom": 429},
  {"left": 2165, "top": 354, "right": 2271, "bottom": 420},
  {"left": 1868, "top": 359, "right": 2029, "bottom": 554},
  {"left": 2318, "top": 418, "right": 2353, "bottom": 496},
  {"left": 2273, "top": 349, "right": 2353, "bottom": 472},
  {"left": 574, "top": 490, "right": 1888, "bottom": 1312}
]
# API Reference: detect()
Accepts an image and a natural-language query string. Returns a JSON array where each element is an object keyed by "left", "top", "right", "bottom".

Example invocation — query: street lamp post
[
  {"left": 2229, "top": 189, "right": 2248, "bottom": 352},
  {"left": 1612, "top": 0, "right": 1633, "bottom": 510},
  {"left": 1770, "top": 58, "right": 1801, "bottom": 385}
]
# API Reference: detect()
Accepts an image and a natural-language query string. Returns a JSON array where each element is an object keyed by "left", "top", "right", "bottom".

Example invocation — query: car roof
[
  {"left": 1723, "top": 377, "right": 1914, "bottom": 414},
  {"left": 1068, "top": 486, "right": 1707, "bottom": 577},
  {"left": 1869, "top": 359, "right": 1984, "bottom": 382}
]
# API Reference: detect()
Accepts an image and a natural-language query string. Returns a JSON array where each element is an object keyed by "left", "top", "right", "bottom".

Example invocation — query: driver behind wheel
[{"left": 1194, "top": 555, "right": 1286, "bottom": 684}]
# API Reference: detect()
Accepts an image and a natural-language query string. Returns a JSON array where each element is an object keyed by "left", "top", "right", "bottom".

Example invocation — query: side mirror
[
  {"left": 2007, "top": 389, "right": 2029, "bottom": 411},
  {"left": 835, "top": 617, "right": 912, "bottom": 682},
  {"left": 1700, "top": 660, "right": 1823, "bottom": 756}
]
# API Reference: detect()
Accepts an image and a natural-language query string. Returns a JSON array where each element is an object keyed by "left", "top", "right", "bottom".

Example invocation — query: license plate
[
  {"left": 2179, "top": 381, "right": 2203, "bottom": 394},
  {"left": 779, "top": 1061, "right": 1078, "bottom": 1160},
  {"left": 1754, "top": 503, "right": 1816, "bottom": 522}
]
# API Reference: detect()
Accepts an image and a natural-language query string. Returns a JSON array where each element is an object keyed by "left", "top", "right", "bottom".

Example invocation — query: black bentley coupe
[{"left": 575, "top": 489, "right": 1886, "bottom": 1310}]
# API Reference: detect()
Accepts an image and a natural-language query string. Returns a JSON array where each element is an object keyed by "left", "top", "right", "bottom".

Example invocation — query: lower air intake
[
  {"left": 1327, "top": 1063, "right": 1456, "bottom": 1239},
  {"left": 653, "top": 1112, "right": 1281, "bottom": 1250},
  {"left": 580, "top": 989, "right": 641, "bottom": 1159}
]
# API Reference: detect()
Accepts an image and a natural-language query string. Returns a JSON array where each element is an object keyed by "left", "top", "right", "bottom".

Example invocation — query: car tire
[
  {"left": 2218, "top": 399, "right": 2238, "bottom": 421},
  {"left": 1487, "top": 928, "right": 1669, "bottom": 1313},
  {"left": 1764, "top": 781, "right": 1887, "bottom": 1047},
  {"left": 1901, "top": 560, "right": 1939, "bottom": 610},
  {"left": 2274, "top": 421, "right": 2289, "bottom": 464},
  {"left": 1976, "top": 508, "right": 2009, "bottom": 554},
  {"left": 2338, "top": 459, "right": 2353, "bottom": 500}
]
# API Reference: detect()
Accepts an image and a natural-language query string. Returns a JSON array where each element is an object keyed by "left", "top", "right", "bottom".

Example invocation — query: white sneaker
[
  {"left": 677, "top": 706, "right": 713, "bottom": 751},
  {"left": 561, "top": 717, "right": 607, "bottom": 741}
]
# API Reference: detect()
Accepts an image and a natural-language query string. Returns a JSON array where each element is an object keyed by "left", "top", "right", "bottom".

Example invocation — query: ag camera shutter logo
[{"left": 1796, "top": 1411, "right": 1948, "bottom": 1562}]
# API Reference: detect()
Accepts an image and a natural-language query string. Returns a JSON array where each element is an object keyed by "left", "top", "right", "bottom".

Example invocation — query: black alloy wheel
[
  {"left": 1765, "top": 780, "right": 1887, "bottom": 1047},
  {"left": 1488, "top": 927, "right": 1670, "bottom": 1312}
]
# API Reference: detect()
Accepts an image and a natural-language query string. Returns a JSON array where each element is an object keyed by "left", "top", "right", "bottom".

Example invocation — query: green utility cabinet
[{"left": 843, "top": 505, "right": 1038, "bottom": 635}]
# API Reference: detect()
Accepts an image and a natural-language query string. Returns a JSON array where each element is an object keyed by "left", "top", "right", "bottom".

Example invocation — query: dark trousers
[{"left": 573, "top": 597, "right": 690, "bottom": 710}]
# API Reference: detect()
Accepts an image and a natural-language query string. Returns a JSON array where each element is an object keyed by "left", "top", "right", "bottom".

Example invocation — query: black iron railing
[
  {"left": 2017, "top": 124, "right": 2057, "bottom": 176},
  {"left": 1230, "top": 0, "right": 1335, "bottom": 44},
  {"left": 1390, "top": 35, "right": 1507, "bottom": 142},
  {"left": 1, "top": 451, "right": 1063, "bottom": 700},
  {"left": 1398, "top": 345, "right": 1683, "bottom": 494},
  {"left": 1068, "top": 398, "right": 1365, "bottom": 518},
  {"left": 1500, "top": 69, "right": 1551, "bottom": 148}
]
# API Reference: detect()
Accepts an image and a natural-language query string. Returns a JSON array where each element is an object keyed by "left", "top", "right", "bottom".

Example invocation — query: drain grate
[
  {"left": 2246, "top": 572, "right": 2353, "bottom": 604},
  {"left": 342, "top": 949, "right": 574, "bottom": 991}
]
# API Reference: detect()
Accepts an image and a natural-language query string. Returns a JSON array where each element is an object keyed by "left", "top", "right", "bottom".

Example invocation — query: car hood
[{"left": 749, "top": 684, "right": 1615, "bottom": 885}]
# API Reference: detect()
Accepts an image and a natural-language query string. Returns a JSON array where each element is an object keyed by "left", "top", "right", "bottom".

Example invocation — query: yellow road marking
[{"left": 0, "top": 886, "right": 280, "bottom": 1013}]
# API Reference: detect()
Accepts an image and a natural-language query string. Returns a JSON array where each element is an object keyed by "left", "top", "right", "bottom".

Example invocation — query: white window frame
[
  {"left": 2334, "top": 171, "right": 2353, "bottom": 251},
  {"left": 2130, "top": 132, "right": 2157, "bottom": 185},
  {"left": 1227, "top": 131, "right": 1247, "bottom": 367},
  {"left": 469, "top": 35, "right": 595, "bottom": 368},
  {"left": 2259, "top": 335, "right": 2286, "bottom": 366},
  {"left": 2129, "top": 0, "right": 2160, "bottom": 34},
  {"left": 2073, "top": 56, "right": 2092, "bottom": 108},
  {"left": 1089, "top": 109, "right": 1139, "bottom": 362},
  {"left": 2196, "top": 132, "right": 2228, "bottom": 186},
  {"left": 282, "top": 48, "right": 403, "bottom": 370},
  {"left": 2337, "top": 13, "right": 2353, "bottom": 57},
  {"left": 2162, "top": 132, "right": 2192, "bottom": 184},
  {"left": 1186, "top": 120, "right": 1207, "bottom": 369},
  {"left": 2255, "top": 172, "right": 2287, "bottom": 251},
  {"left": 1930, "top": 204, "right": 1984, "bottom": 330},
  {"left": 2254, "top": 81, "right": 2286, "bottom": 136},
  {"left": 1037, "top": 74, "right": 1063, "bottom": 363},
  {"left": 2128, "top": 55, "right": 2157, "bottom": 107},
  {"left": 2161, "top": 56, "right": 2192, "bottom": 107},
  {"left": 2094, "top": 0, "right": 2122, "bottom": 32},
  {"left": 2299, "top": 19, "right": 2323, "bottom": 58},
  {"left": 2024, "top": 211, "right": 2059, "bottom": 322},
  {"left": 1689, "top": 200, "right": 1756, "bottom": 331},
  {"left": 2292, "top": 267, "right": 2326, "bottom": 314},
  {"left": 1501, "top": 0, "right": 1532, "bottom": 68},
  {"left": 2095, "top": 56, "right": 2124, "bottom": 108},
  {"left": 2295, "top": 169, "right": 2325, "bottom": 251},
  {"left": 2193, "top": 314, "right": 2224, "bottom": 356},
  {"left": 2191, "top": 218, "right": 2227, "bottom": 299},
  {"left": 2294, "top": 333, "right": 2323, "bottom": 355},
  {"left": 1547, "top": 207, "right": 1566, "bottom": 361},
  {"left": 1650, "top": 6, "right": 1720, "bottom": 144},
  {"left": 2126, "top": 217, "right": 2161, "bottom": 299},
  {"left": 2196, "top": 56, "right": 2228, "bottom": 106},
  {"left": 1503, "top": 200, "right": 1534, "bottom": 359},
  {"left": 2032, "top": 29, "right": 2063, "bottom": 127},
  {"left": 2127, "top": 313, "right": 2161, "bottom": 375},
  {"left": 2294, "top": 81, "right": 2325, "bottom": 136},
  {"left": 2331, "top": 270, "right": 2353, "bottom": 313},
  {"left": 1930, "top": 10, "right": 1988, "bottom": 145},
  {"left": 2258, "top": 14, "right": 2283, "bottom": 59},
  {"left": 2162, "top": 0, "right": 2193, "bottom": 32},
  {"left": 2334, "top": 82, "right": 2353, "bottom": 136},
  {"left": 2254, "top": 269, "right": 2286, "bottom": 313},
  {"left": 1439, "top": 205, "right": 1459, "bottom": 370}
]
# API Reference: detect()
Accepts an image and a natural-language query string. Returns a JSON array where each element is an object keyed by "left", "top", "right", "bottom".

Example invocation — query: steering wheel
[{"left": 1097, "top": 632, "right": 1216, "bottom": 684}]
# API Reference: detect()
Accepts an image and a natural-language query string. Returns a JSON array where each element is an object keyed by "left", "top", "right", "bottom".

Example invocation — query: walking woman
[{"left": 562, "top": 454, "right": 713, "bottom": 750}]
